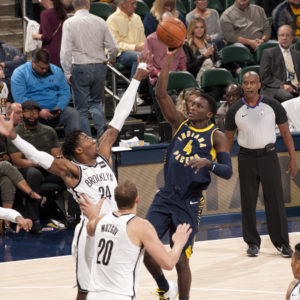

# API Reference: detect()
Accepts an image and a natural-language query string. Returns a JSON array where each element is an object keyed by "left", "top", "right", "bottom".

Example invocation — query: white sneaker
[
  {"left": 136, "top": 97, "right": 144, "bottom": 106},
  {"left": 156, "top": 280, "right": 178, "bottom": 300}
]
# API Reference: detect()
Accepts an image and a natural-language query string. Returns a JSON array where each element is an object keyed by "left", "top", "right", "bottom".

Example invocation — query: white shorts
[
  {"left": 87, "top": 291, "right": 133, "bottom": 300},
  {"left": 72, "top": 218, "right": 95, "bottom": 292}
]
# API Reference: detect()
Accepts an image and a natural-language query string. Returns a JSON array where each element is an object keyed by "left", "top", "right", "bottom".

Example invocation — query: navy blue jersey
[{"left": 164, "top": 120, "right": 218, "bottom": 194}]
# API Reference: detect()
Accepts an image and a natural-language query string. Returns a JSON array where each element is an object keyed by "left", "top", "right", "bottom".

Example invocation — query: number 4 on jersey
[{"left": 183, "top": 140, "right": 193, "bottom": 155}]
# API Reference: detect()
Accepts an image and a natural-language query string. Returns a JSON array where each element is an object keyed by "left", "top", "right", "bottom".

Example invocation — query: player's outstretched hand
[
  {"left": 15, "top": 216, "right": 32, "bottom": 233},
  {"left": 185, "top": 157, "right": 210, "bottom": 174},
  {"left": 133, "top": 51, "right": 154, "bottom": 82},
  {"left": 77, "top": 194, "right": 104, "bottom": 220},
  {"left": 0, "top": 114, "right": 16, "bottom": 139},
  {"left": 172, "top": 223, "right": 192, "bottom": 247}
]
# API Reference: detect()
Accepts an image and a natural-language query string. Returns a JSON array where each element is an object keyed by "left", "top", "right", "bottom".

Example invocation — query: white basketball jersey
[
  {"left": 68, "top": 154, "right": 118, "bottom": 217},
  {"left": 290, "top": 282, "right": 300, "bottom": 300},
  {"left": 88, "top": 213, "right": 145, "bottom": 298}
]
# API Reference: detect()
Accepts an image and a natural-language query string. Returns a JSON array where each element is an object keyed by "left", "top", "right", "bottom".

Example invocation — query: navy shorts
[{"left": 146, "top": 186, "right": 205, "bottom": 258}]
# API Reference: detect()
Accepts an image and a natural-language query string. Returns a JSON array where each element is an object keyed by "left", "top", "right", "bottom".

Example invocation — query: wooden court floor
[{"left": 1, "top": 232, "right": 299, "bottom": 300}]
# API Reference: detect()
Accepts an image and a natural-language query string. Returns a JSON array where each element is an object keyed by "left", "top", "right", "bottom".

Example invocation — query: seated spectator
[
  {"left": 185, "top": 0, "right": 225, "bottom": 50},
  {"left": 6, "top": 103, "right": 23, "bottom": 126},
  {"left": 220, "top": 0, "right": 271, "bottom": 53},
  {"left": 143, "top": 0, "right": 186, "bottom": 37},
  {"left": 183, "top": 17, "right": 222, "bottom": 100},
  {"left": 260, "top": 25, "right": 300, "bottom": 102},
  {"left": 7, "top": 100, "right": 66, "bottom": 234},
  {"left": 286, "top": 243, "right": 300, "bottom": 300},
  {"left": 0, "top": 161, "right": 43, "bottom": 233},
  {"left": 0, "top": 41, "right": 26, "bottom": 104},
  {"left": 214, "top": 83, "right": 242, "bottom": 132},
  {"left": 11, "top": 49, "right": 80, "bottom": 136},
  {"left": 32, "top": 0, "right": 67, "bottom": 67},
  {"left": 272, "top": 0, "right": 300, "bottom": 39},
  {"left": 106, "top": 0, "right": 146, "bottom": 80},
  {"left": 144, "top": 12, "right": 186, "bottom": 86},
  {"left": 0, "top": 65, "right": 9, "bottom": 115}
]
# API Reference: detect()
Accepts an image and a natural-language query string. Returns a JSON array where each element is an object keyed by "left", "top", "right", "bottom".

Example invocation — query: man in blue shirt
[{"left": 11, "top": 49, "right": 80, "bottom": 136}]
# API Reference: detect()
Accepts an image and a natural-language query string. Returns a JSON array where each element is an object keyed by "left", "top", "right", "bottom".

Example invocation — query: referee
[{"left": 225, "top": 71, "right": 298, "bottom": 258}]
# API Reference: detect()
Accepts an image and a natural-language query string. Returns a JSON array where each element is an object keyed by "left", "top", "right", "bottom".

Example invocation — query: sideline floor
[{"left": 0, "top": 232, "right": 299, "bottom": 300}]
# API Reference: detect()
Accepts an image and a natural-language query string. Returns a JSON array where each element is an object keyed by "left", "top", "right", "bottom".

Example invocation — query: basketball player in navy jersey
[
  {"left": 143, "top": 49, "right": 233, "bottom": 300},
  {"left": 0, "top": 53, "right": 152, "bottom": 300}
]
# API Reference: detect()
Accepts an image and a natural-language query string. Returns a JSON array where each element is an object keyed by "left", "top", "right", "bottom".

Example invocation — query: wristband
[{"left": 137, "top": 62, "right": 147, "bottom": 70}]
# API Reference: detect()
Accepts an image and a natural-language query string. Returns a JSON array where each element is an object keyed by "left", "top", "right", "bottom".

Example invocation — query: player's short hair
[
  {"left": 61, "top": 130, "right": 83, "bottom": 159},
  {"left": 199, "top": 92, "right": 218, "bottom": 117},
  {"left": 114, "top": 180, "right": 138, "bottom": 209},
  {"left": 294, "top": 243, "right": 300, "bottom": 261}
]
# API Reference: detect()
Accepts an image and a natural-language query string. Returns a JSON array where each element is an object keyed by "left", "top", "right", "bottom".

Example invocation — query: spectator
[
  {"left": 32, "top": 0, "right": 67, "bottom": 67},
  {"left": 214, "top": 83, "right": 242, "bottom": 132},
  {"left": 225, "top": 71, "right": 297, "bottom": 258},
  {"left": 144, "top": 12, "right": 186, "bottom": 86},
  {"left": 183, "top": 17, "right": 222, "bottom": 100},
  {"left": 6, "top": 103, "right": 23, "bottom": 126},
  {"left": 186, "top": 0, "right": 225, "bottom": 50},
  {"left": 143, "top": 0, "right": 186, "bottom": 37},
  {"left": 0, "top": 64, "right": 9, "bottom": 115},
  {"left": 220, "top": 0, "right": 271, "bottom": 52},
  {"left": 61, "top": 0, "right": 118, "bottom": 138},
  {"left": 0, "top": 41, "right": 26, "bottom": 104},
  {"left": 106, "top": 0, "right": 146, "bottom": 80},
  {"left": 7, "top": 100, "right": 65, "bottom": 234},
  {"left": 11, "top": 49, "right": 80, "bottom": 136},
  {"left": 0, "top": 161, "right": 43, "bottom": 233},
  {"left": 272, "top": 0, "right": 300, "bottom": 39},
  {"left": 286, "top": 243, "right": 300, "bottom": 299},
  {"left": 260, "top": 25, "right": 300, "bottom": 102}
]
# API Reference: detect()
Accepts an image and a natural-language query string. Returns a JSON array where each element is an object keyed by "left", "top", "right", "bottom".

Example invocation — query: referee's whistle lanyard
[{"left": 241, "top": 95, "right": 264, "bottom": 109}]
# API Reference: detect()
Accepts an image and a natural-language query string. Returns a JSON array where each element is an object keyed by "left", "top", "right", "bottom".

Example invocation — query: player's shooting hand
[
  {"left": 172, "top": 223, "right": 192, "bottom": 246},
  {"left": 184, "top": 157, "right": 210, "bottom": 174},
  {"left": 77, "top": 194, "right": 104, "bottom": 220},
  {"left": 15, "top": 216, "right": 32, "bottom": 233},
  {"left": 0, "top": 113, "right": 16, "bottom": 139},
  {"left": 133, "top": 51, "right": 154, "bottom": 81}
]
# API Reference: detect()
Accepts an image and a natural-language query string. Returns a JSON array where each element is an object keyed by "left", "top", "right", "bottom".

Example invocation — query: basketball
[{"left": 156, "top": 17, "right": 186, "bottom": 49}]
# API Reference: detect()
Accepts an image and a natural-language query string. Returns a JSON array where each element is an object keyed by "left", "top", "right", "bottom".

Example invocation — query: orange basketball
[{"left": 156, "top": 17, "right": 186, "bottom": 49}]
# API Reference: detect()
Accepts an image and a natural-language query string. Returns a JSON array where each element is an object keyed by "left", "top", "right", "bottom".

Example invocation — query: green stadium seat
[
  {"left": 255, "top": 41, "right": 279, "bottom": 64},
  {"left": 201, "top": 68, "right": 234, "bottom": 88},
  {"left": 89, "top": 2, "right": 113, "bottom": 20},
  {"left": 135, "top": 0, "right": 149, "bottom": 21}
]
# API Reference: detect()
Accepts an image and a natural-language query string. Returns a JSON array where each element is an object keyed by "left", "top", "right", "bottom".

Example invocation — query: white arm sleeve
[
  {"left": 12, "top": 135, "right": 54, "bottom": 169},
  {"left": 109, "top": 78, "right": 140, "bottom": 131},
  {"left": 0, "top": 207, "right": 22, "bottom": 223}
]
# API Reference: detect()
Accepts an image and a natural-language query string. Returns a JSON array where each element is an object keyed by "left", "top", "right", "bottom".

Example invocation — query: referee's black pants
[{"left": 238, "top": 149, "right": 289, "bottom": 248}]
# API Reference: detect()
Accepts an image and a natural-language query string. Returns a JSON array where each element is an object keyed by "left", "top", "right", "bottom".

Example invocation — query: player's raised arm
[
  {"left": 97, "top": 52, "right": 153, "bottom": 162},
  {"left": 155, "top": 48, "right": 186, "bottom": 132},
  {"left": 0, "top": 115, "right": 79, "bottom": 187}
]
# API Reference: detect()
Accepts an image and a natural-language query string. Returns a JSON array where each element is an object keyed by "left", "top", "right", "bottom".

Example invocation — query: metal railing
[
  {"left": 21, "top": 0, "right": 29, "bottom": 54},
  {"left": 20, "top": 0, "right": 143, "bottom": 115}
]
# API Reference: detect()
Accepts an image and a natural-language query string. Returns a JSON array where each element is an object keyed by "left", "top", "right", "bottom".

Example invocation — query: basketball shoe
[{"left": 156, "top": 280, "right": 178, "bottom": 300}]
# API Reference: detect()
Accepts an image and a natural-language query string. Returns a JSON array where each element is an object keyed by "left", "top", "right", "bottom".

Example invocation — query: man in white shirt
[{"left": 60, "top": 0, "right": 118, "bottom": 138}]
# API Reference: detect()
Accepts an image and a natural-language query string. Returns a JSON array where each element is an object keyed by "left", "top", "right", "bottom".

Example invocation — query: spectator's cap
[{"left": 22, "top": 100, "right": 41, "bottom": 111}]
